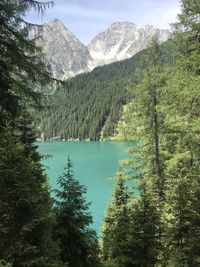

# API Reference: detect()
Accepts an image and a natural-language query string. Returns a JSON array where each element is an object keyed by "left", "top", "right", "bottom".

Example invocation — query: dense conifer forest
[
  {"left": 36, "top": 50, "right": 146, "bottom": 140},
  {"left": 0, "top": 0, "right": 200, "bottom": 267},
  {"left": 36, "top": 42, "right": 173, "bottom": 141}
]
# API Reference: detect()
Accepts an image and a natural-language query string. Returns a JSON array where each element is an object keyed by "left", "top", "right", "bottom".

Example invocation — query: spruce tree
[
  {"left": 0, "top": 128, "right": 58, "bottom": 267},
  {"left": 130, "top": 39, "right": 167, "bottom": 198},
  {"left": 158, "top": 0, "right": 200, "bottom": 265},
  {"left": 102, "top": 170, "right": 131, "bottom": 267},
  {"left": 125, "top": 40, "right": 168, "bottom": 265},
  {"left": 129, "top": 181, "right": 159, "bottom": 267},
  {"left": 0, "top": 1, "right": 60, "bottom": 266},
  {"left": 54, "top": 157, "right": 99, "bottom": 267},
  {"left": 0, "top": 0, "right": 54, "bottom": 130}
]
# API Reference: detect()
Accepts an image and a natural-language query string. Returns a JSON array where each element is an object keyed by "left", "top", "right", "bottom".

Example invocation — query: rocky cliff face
[
  {"left": 35, "top": 19, "right": 171, "bottom": 79},
  {"left": 35, "top": 19, "right": 92, "bottom": 79},
  {"left": 88, "top": 22, "right": 171, "bottom": 67}
]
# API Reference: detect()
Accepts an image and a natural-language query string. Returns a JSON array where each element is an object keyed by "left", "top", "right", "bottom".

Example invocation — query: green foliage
[
  {"left": 54, "top": 157, "right": 100, "bottom": 267},
  {"left": 0, "top": 1, "right": 60, "bottom": 267},
  {"left": 0, "top": 260, "right": 12, "bottom": 267},
  {"left": 103, "top": 40, "right": 169, "bottom": 267},
  {"left": 37, "top": 50, "right": 147, "bottom": 140},
  {"left": 0, "top": 0, "right": 54, "bottom": 129},
  {"left": 1, "top": 1, "right": 200, "bottom": 267},
  {"left": 102, "top": 170, "right": 132, "bottom": 267},
  {"left": 101, "top": 262, "right": 118, "bottom": 267},
  {"left": 0, "top": 128, "right": 58, "bottom": 267},
  {"left": 102, "top": 1, "right": 200, "bottom": 267},
  {"left": 158, "top": 1, "right": 200, "bottom": 265}
]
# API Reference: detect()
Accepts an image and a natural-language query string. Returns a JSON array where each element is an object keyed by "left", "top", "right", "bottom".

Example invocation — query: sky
[{"left": 26, "top": 0, "right": 181, "bottom": 44}]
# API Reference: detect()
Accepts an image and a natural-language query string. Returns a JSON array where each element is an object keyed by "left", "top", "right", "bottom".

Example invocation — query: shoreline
[{"left": 36, "top": 139, "right": 129, "bottom": 142}]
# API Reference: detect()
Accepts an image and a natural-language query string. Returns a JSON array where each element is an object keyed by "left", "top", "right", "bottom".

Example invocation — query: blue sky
[{"left": 27, "top": 0, "right": 181, "bottom": 44}]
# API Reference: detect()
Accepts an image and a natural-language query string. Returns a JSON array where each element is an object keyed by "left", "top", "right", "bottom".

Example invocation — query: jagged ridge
[{"left": 35, "top": 19, "right": 171, "bottom": 79}]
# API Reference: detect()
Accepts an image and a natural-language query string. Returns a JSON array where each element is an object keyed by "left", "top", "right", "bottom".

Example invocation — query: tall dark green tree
[
  {"left": 0, "top": 128, "right": 58, "bottom": 267},
  {"left": 102, "top": 170, "right": 131, "bottom": 267},
  {"left": 129, "top": 39, "right": 168, "bottom": 198},
  {"left": 54, "top": 157, "right": 100, "bottom": 267},
  {"left": 120, "top": 40, "right": 169, "bottom": 266},
  {"left": 0, "top": 0, "right": 53, "bottom": 130},
  {"left": 158, "top": 0, "right": 200, "bottom": 265},
  {"left": 102, "top": 1, "right": 200, "bottom": 266},
  {"left": 104, "top": 39, "right": 173, "bottom": 266},
  {"left": 0, "top": 1, "right": 60, "bottom": 266},
  {"left": 129, "top": 181, "right": 159, "bottom": 267}
]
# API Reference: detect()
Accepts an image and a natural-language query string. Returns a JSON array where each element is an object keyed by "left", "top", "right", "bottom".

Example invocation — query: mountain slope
[
  {"left": 88, "top": 22, "right": 171, "bottom": 66},
  {"left": 35, "top": 20, "right": 171, "bottom": 78},
  {"left": 36, "top": 50, "right": 146, "bottom": 141},
  {"left": 36, "top": 39, "right": 173, "bottom": 141},
  {"left": 35, "top": 19, "right": 92, "bottom": 79}
]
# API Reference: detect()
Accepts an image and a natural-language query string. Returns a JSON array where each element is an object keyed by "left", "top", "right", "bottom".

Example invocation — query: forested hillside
[
  {"left": 37, "top": 50, "right": 146, "bottom": 140},
  {"left": 102, "top": 0, "right": 200, "bottom": 266}
]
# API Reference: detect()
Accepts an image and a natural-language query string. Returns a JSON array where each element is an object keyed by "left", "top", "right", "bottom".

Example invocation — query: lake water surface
[{"left": 37, "top": 141, "right": 131, "bottom": 236}]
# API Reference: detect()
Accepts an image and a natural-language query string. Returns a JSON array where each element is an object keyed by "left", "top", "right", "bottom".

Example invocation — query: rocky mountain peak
[
  {"left": 35, "top": 19, "right": 172, "bottom": 79},
  {"left": 88, "top": 21, "right": 171, "bottom": 66},
  {"left": 144, "top": 24, "right": 156, "bottom": 30},
  {"left": 109, "top": 21, "right": 137, "bottom": 30},
  {"left": 42, "top": 18, "right": 81, "bottom": 46},
  {"left": 49, "top": 18, "right": 64, "bottom": 27},
  {"left": 35, "top": 19, "right": 92, "bottom": 79}
]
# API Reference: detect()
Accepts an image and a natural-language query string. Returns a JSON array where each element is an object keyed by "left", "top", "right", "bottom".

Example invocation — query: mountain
[
  {"left": 36, "top": 50, "right": 146, "bottom": 141},
  {"left": 88, "top": 22, "right": 172, "bottom": 66},
  {"left": 35, "top": 19, "right": 92, "bottom": 79},
  {"left": 36, "top": 44, "right": 173, "bottom": 141},
  {"left": 35, "top": 19, "right": 171, "bottom": 79}
]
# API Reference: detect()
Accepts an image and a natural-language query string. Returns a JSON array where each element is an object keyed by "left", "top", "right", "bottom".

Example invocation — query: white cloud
[
  {"left": 50, "top": 3, "right": 113, "bottom": 20},
  {"left": 138, "top": 2, "right": 181, "bottom": 29},
  {"left": 26, "top": 0, "right": 181, "bottom": 44}
]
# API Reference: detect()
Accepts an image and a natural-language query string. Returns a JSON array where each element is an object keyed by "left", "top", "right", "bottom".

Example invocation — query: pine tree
[
  {"left": 0, "top": 128, "right": 59, "bottom": 267},
  {"left": 0, "top": 0, "right": 54, "bottom": 130},
  {"left": 129, "top": 181, "right": 159, "bottom": 267},
  {"left": 102, "top": 1, "right": 200, "bottom": 266},
  {"left": 54, "top": 157, "right": 100, "bottom": 267},
  {"left": 0, "top": 260, "right": 12, "bottom": 267},
  {"left": 102, "top": 170, "right": 131, "bottom": 267},
  {"left": 158, "top": 1, "right": 200, "bottom": 265},
  {"left": 130, "top": 39, "right": 168, "bottom": 198},
  {"left": 124, "top": 40, "right": 169, "bottom": 265},
  {"left": 0, "top": 1, "right": 60, "bottom": 266},
  {"left": 15, "top": 103, "right": 41, "bottom": 161}
]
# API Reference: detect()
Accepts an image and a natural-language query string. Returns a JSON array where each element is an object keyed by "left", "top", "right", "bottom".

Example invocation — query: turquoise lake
[{"left": 37, "top": 141, "right": 131, "bottom": 237}]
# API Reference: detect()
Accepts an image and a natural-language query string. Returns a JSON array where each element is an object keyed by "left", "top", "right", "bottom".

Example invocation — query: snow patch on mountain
[
  {"left": 35, "top": 20, "right": 172, "bottom": 79},
  {"left": 88, "top": 21, "right": 172, "bottom": 67}
]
